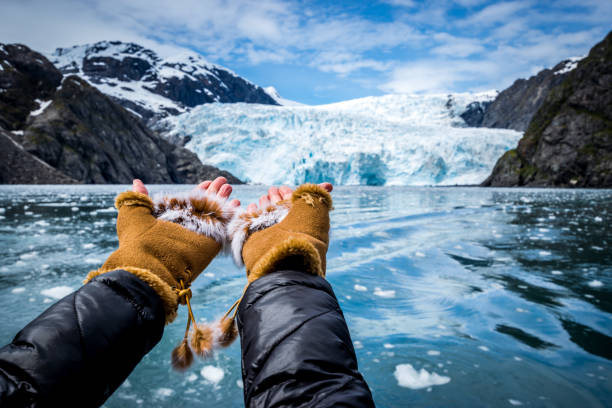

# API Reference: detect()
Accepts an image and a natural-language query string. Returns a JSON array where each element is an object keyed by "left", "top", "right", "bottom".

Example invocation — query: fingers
[
  {"left": 247, "top": 203, "right": 258, "bottom": 213},
  {"left": 259, "top": 194, "right": 271, "bottom": 209},
  {"left": 219, "top": 184, "right": 232, "bottom": 199},
  {"left": 132, "top": 179, "right": 149, "bottom": 196},
  {"left": 278, "top": 185, "right": 292, "bottom": 201},
  {"left": 319, "top": 182, "right": 333, "bottom": 192},
  {"left": 207, "top": 177, "right": 227, "bottom": 194},
  {"left": 230, "top": 199, "right": 240, "bottom": 207},
  {"left": 197, "top": 180, "right": 212, "bottom": 190},
  {"left": 268, "top": 187, "right": 282, "bottom": 204}
]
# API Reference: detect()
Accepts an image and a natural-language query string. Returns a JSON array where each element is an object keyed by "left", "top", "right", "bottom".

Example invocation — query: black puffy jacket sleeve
[
  {"left": 0, "top": 270, "right": 165, "bottom": 407},
  {"left": 237, "top": 270, "right": 374, "bottom": 407}
]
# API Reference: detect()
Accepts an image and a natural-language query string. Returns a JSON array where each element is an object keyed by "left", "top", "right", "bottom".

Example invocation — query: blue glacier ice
[{"left": 164, "top": 93, "right": 523, "bottom": 185}]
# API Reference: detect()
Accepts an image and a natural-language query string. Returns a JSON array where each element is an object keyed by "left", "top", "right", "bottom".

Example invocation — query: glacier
[{"left": 164, "top": 93, "right": 523, "bottom": 186}]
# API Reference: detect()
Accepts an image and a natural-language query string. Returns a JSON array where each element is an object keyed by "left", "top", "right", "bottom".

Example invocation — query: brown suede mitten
[
  {"left": 228, "top": 183, "right": 333, "bottom": 281},
  {"left": 85, "top": 189, "right": 234, "bottom": 324}
]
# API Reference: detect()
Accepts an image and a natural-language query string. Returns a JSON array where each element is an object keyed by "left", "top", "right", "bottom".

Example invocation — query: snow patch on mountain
[
  {"left": 264, "top": 87, "right": 305, "bottom": 106},
  {"left": 554, "top": 56, "right": 584, "bottom": 75},
  {"left": 164, "top": 92, "right": 521, "bottom": 186},
  {"left": 46, "top": 41, "right": 277, "bottom": 121}
]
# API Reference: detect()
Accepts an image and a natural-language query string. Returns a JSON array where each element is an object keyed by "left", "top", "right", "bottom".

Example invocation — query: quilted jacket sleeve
[
  {"left": 0, "top": 270, "right": 166, "bottom": 407},
  {"left": 237, "top": 270, "right": 374, "bottom": 408}
]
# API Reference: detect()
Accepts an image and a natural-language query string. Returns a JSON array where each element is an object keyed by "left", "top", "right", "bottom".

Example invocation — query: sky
[{"left": 2, "top": 0, "right": 611, "bottom": 105}]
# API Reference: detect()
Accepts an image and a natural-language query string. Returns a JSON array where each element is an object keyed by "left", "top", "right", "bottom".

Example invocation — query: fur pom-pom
[
  {"left": 217, "top": 317, "right": 238, "bottom": 348},
  {"left": 171, "top": 339, "right": 194, "bottom": 371},
  {"left": 190, "top": 324, "right": 214, "bottom": 357}
]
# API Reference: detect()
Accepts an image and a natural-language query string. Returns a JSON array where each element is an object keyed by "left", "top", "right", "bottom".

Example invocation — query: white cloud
[
  {"left": 380, "top": 59, "right": 498, "bottom": 94},
  {"left": 311, "top": 52, "right": 392, "bottom": 76},
  {"left": 460, "top": 1, "right": 531, "bottom": 27},
  {"left": 431, "top": 33, "right": 486, "bottom": 57},
  {"left": 1, "top": 0, "right": 610, "bottom": 98}
]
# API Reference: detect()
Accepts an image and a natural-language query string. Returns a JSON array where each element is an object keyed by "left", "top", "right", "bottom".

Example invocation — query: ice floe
[
  {"left": 587, "top": 280, "right": 603, "bottom": 288},
  {"left": 200, "top": 365, "right": 224, "bottom": 385},
  {"left": 374, "top": 287, "right": 396, "bottom": 298},
  {"left": 354, "top": 284, "right": 368, "bottom": 291},
  {"left": 40, "top": 286, "right": 73, "bottom": 299},
  {"left": 394, "top": 364, "right": 451, "bottom": 389},
  {"left": 11, "top": 287, "right": 26, "bottom": 294},
  {"left": 155, "top": 388, "right": 174, "bottom": 398}
]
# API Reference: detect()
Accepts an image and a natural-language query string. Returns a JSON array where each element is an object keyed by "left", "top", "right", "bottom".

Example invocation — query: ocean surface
[{"left": 0, "top": 185, "right": 610, "bottom": 407}]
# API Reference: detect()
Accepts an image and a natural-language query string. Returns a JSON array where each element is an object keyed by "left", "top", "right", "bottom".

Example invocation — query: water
[{"left": 0, "top": 185, "right": 610, "bottom": 407}]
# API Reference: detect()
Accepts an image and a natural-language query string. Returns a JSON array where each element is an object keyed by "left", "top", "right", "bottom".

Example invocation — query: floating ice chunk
[
  {"left": 0, "top": 208, "right": 5, "bottom": 213},
  {"left": 354, "top": 340, "right": 363, "bottom": 349},
  {"left": 345, "top": 295, "right": 352, "bottom": 300},
  {"left": 200, "top": 365, "right": 224, "bottom": 384},
  {"left": 186, "top": 373, "right": 198, "bottom": 382},
  {"left": 155, "top": 388, "right": 174, "bottom": 398},
  {"left": 551, "top": 270, "right": 562, "bottom": 275},
  {"left": 98, "top": 207, "right": 117, "bottom": 213},
  {"left": 11, "top": 287, "right": 26, "bottom": 294},
  {"left": 384, "top": 343, "right": 395, "bottom": 349},
  {"left": 508, "top": 399, "right": 523, "bottom": 406},
  {"left": 592, "top": 246, "right": 603, "bottom": 251},
  {"left": 515, "top": 308, "right": 527, "bottom": 313},
  {"left": 82, "top": 243, "right": 95, "bottom": 249},
  {"left": 427, "top": 350, "right": 441, "bottom": 356},
  {"left": 514, "top": 356, "right": 522, "bottom": 361},
  {"left": 20, "top": 252, "right": 38, "bottom": 260},
  {"left": 539, "top": 251, "right": 551, "bottom": 256},
  {"left": 85, "top": 258, "right": 102, "bottom": 264},
  {"left": 237, "top": 379, "right": 243, "bottom": 389},
  {"left": 588, "top": 280, "right": 603, "bottom": 288},
  {"left": 594, "top": 216, "right": 602, "bottom": 222},
  {"left": 415, "top": 251, "right": 426, "bottom": 257},
  {"left": 354, "top": 284, "right": 368, "bottom": 292},
  {"left": 71, "top": 207, "right": 79, "bottom": 212},
  {"left": 203, "top": 272, "right": 214, "bottom": 278},
  {"left": 478, "top": 345, "right": 489, "bottom": 351},
  {"left": 394, "top": 364, "right": 451, "bottom": 389},
  {"left": 374, "top": 287, "right": 396, "bottom": 298},
  {"left": 41, "top": 286, "right": 73, "bottom": 299}
]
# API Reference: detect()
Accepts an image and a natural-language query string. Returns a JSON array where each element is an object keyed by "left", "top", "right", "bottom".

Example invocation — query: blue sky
[{"left": 2, "top": 0, "right": 611, "bottom": 104}]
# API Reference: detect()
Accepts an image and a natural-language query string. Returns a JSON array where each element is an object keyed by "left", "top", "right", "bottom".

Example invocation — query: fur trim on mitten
[
  {"left": 152, "top": 189, "right": 236, "bottom": 248},
  {"left": 227, "top": 201, "right": 290, "bottom": 267}
]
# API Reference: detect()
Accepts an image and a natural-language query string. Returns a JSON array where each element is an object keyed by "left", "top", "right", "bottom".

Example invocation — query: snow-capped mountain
[
  {"left": 263, "top": 87, "right": 305, "bottom": 107},
  {"left": 164, "top": 92, "right": 522, "bottom": 186},
  {"left": 47, "top": 41, "right": 277, "bottom": 122}
]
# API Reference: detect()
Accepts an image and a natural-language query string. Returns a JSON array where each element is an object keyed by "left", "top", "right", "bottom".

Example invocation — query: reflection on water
[{"left": 0, "top": 185, "right": 610, "bottom": 407}]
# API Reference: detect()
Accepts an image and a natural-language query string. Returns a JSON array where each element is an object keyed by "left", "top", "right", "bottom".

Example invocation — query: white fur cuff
[
  {"left": 227, "top": 204, "right": 290, "bottom": 266},
  {"left": 152, "top": 190, "right": 236, "bottom": 247}
]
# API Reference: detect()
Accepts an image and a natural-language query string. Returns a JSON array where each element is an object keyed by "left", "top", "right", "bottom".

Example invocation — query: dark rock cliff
[
  {"left": 0, "top": 43, "right": 241, "bottom": 184},
  {"left": 482, "top": 31, "right": 612, "bottom": 188}
]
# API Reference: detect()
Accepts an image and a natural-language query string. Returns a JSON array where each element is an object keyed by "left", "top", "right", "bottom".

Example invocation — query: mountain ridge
[
  {"left": 47, "top": 41, "right": 278, "bottom": 124},
  {"left": 0, "top": 42, "right": 241, "bottom": 184},
  {"left": 482, "top": 31, "right": 612, "bottom": 187}
]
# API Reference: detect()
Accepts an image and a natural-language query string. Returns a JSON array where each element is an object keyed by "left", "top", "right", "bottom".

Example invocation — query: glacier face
[{"left": 165, "top": 93, "right": 522, "bottom": 186}]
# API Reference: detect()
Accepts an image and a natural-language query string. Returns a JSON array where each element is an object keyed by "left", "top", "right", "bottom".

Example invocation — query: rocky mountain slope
[
  {"left": 482, "top": 31, "right": 612, "bottom": 187},
  {"left": 0, "top": 43, "right": 240, "bottom": 184},
  {"left": 461, "top": 58, "right": 582, "bottom": 131},
  {"left": 47, "top": 41, "right": 277, "bottom": 124}
]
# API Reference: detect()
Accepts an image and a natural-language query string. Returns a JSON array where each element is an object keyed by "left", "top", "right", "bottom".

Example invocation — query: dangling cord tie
[
  {"left": 171, "top": 280, "right": 195, "bottom": 370},
  {"left": 216, "top": 282, "right": 249, "bottom": 347}
]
